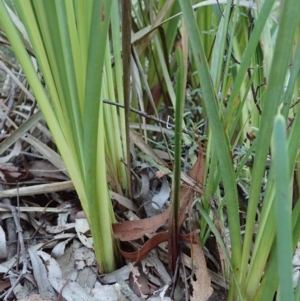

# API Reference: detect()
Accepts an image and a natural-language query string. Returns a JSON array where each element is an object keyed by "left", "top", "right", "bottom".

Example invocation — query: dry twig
[{"left": 0, "top": 198, "right": 28, "bottom": 301}]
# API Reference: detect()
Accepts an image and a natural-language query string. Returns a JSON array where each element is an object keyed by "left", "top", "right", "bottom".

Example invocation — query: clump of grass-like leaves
[
  {"left": 0, "top": 0, "right": 128, "bottom": 273},
  {"left": 1, "top": 0, "right": 300, "bottom": 299}
]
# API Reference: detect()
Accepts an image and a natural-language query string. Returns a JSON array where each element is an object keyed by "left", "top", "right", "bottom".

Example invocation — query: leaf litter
[
  {"left": 0, "top": 142, "right": 215, "bottom": 300},
  {"left": 0, "top": 139, "right": 215, "bottom": 300}
]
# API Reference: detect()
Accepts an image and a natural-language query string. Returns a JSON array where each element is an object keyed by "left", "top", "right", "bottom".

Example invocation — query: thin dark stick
[
  {"left": 247, "top": 68, "right": 263, "bottom": 115},
  {"left": 170, "top": 252, "right": 181, "bottom": 298},
  {"left": 0, "top": 198, "right": 28, "bottom": 301},
  {"left": 122, "top": 0, "right": 132, "bottom": 199},
  {"left": 103, "top": 99, "right": 198, "bottom": 139},
  {"left": 289, "top": 98, "right": 300, "bottom": 109},
  {"left": 16, "top": 185, "right": 21, "bottom": 272},
  {"left": 181, "top": 250, "right": 189, "bottom": 301}
]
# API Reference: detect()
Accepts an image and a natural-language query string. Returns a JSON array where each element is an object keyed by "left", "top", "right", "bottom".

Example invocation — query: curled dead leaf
[
  {"left": 112, "top": 209, "right": 170, "bottom": 241},
  {"left": 119, "top": 231, "right": 199, "bottom": 263}
]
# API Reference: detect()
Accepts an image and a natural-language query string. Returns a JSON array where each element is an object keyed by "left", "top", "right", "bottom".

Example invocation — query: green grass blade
[
  {"left": 178, "top": 0, "right": 242, "bottom": 280},
  {"left": 1, "top": 0, "right": 121, "bottom": 273},
  {"left": 0, "top": 110, "right": 43, "bottom": 155},
  {"left": 255, "top": 198, "right": 300, "bottom": 300},
  {"left": 272, "top": 113, "right": 294, "bottom": 301},
  {"left": 242, "top": 0, "right": 300, "bottom": 294},
  {"left": 0, "top": 1, "right": 85, "bottom": 203},
  {"left": 83, "top": 0, "right": 115, "bottom": 272}
]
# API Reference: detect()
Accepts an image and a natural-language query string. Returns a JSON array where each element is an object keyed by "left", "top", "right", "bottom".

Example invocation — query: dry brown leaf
[
  {"left": 190, "top": 244, "right": 213, "bottom": 301},
  {"left": 112, "top": 209, "right": 170, "bottom": 241},
  {"left": 119, "top": 231, "right": 198, "bottom": 263},
  {"left": 129, "top": 263, "right": 149, "bottom": 298}
]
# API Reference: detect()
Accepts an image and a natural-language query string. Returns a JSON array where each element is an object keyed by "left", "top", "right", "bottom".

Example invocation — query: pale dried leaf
[
  {"left": 110, "top": 191, "right": 138, "bottom": 212},
  {"left": 190, "top": 244, "right": 213, "bottom": 301},
  {"left": 77, "top": 267, "right": 97, "bottom": 288},
  {"left": 0, "top": 264, "right": 8, "bottom": 273},
  {"left": 152, "top": 176, "right": 170, "bottom": 209},
  {"left": 46, "top": 223, "right": 75, "bottom": 234},
  {"left": 0, "top": 180, "right": 74, "bottom": 197},
  {"left": 55, "top": 245, "right": 78, "bottom": 281},
  {"left": 51, "top": 234, "right": 76, "bottom": 258},
  {"left": 0, "top": 140, "right": 21, "bottom": 163},
  {"left": 12, "top": 278, "right": 37, "bottom": 299},
  {"left": 74, "top": 247, "right": 95, "bottom": 270},
  {"left": 57, "top": 211, "right": 70, "bottom": 226},
  {"left": 28, "top": 248, "right": 57, "bottom": 300},
  {"left": 0, "top": 207, "right": 67, "bottom": 214},
  {"left": 38, "top": 251, "right": 98, "bottom": 301},
  {"left": 75, "top": 219, "right": 93, "bottom": 249},
  {"left": 1, "top": 212, "right": 29, "bottom": 223},
  {"left": 91, "top": 283, "right": 121, "bottom": 301},
  {"left": 0, "top": 255, "right": 19, "bottom": 272},
  {"left": 53, "top": 233, "right": 76, "bottom": 240},
  {"left": 0, "top": 225, "right": 7, "bottom": 259},
  {"left": 18, "top": 294, "right": 52, "bottom": 301},
  {"left": 144, "top": 250, "right": 171, "bottom": 284},
  {"left": 101, "top": 265, "right": 131, "bottom": 284}
]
